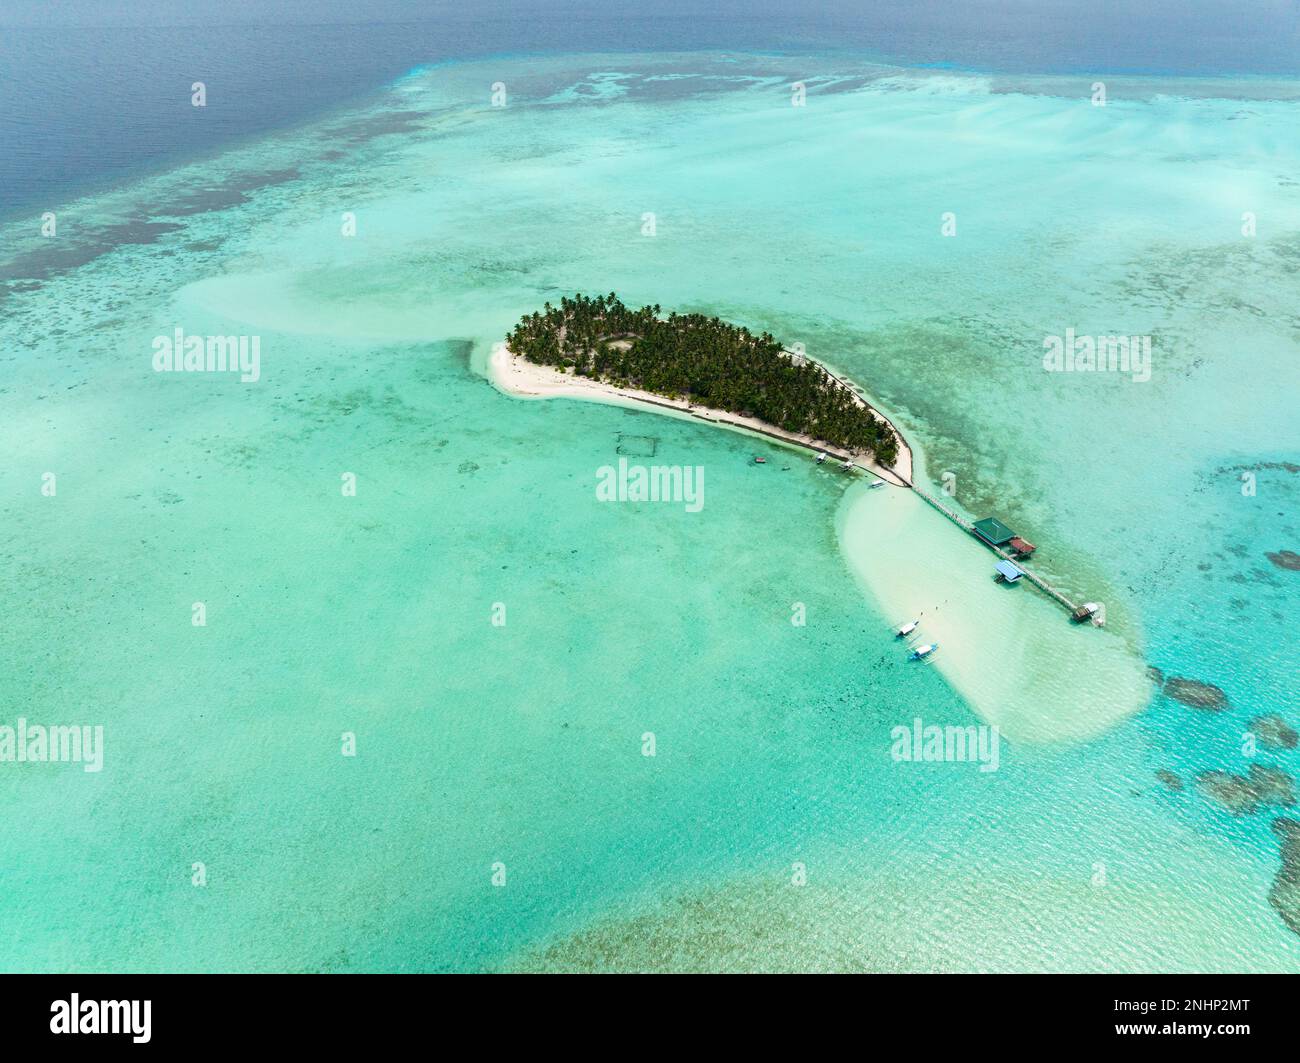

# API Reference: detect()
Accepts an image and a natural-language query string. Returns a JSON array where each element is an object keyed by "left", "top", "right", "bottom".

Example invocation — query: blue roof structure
[{"left": 994, "top": 559, "right": 1024, "bottom": 582}]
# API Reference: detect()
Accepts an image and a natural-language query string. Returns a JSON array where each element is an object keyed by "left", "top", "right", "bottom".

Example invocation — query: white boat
[
  {"left": 815, "top": 452, "right": 827, "bottom": 464},
  {"left": 909, "top": 642, "right": 939, "bottom": 661},
  {"left": 895, "top": 619, "right": 920, "bottom": 638}
]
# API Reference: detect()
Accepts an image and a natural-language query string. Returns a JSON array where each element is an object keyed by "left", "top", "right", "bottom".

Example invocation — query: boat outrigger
[
  {"left": 895, "top": 618, "right": 920, "bottom": 638},
  {"left": 909, "top": 642, "right": 939, "bottom": 661}
]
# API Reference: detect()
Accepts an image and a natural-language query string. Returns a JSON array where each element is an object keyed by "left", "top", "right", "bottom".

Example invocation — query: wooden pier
[
  {"left": 909, "top": 486, "right": 1083, "bottom": 615},
  {"left": 778, "top": 355, "right": 1089, "bottom": 618}
]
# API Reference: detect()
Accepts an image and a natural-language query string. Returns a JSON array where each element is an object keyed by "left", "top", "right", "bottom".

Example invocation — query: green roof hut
[{"left": 972, "top": 517, "right": 1016, "bottom": 547}]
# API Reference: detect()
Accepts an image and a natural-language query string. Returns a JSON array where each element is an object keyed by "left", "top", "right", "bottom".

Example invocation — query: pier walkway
[{"left": 909, "top": 486, "right": 1082, "bottom": 614}]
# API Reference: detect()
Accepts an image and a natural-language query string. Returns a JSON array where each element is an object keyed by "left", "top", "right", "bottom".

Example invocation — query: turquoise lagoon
[{"left": 1, "top": 53, "right": 1298, "bottom": 971}]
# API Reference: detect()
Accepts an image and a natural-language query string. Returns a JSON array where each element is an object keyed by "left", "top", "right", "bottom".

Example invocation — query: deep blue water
[{"left": 1, "top": 1, "right": 1298, "bottom": 220}]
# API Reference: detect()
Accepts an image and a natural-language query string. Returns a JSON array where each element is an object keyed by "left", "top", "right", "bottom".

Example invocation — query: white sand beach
[
  {"left": 487, "top": 342, "right": 915, "bottom": 486},
  {"left": 837, "top": 483, "right": 1153, "bottom": 744}
]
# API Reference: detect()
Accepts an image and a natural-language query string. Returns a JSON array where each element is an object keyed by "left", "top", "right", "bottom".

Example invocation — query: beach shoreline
[{"left": 487, "top": 342, "right": 915, "bottom": 485}]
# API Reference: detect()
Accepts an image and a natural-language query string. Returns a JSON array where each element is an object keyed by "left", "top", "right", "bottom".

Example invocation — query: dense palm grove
[{"left": 506, "top": 293, "right": 900, "bottom": 465}]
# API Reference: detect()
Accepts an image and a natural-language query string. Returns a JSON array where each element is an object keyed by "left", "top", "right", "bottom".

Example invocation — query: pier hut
[
  {"left": 972, "top": 517, "right": 1016, "bottom": 548},
  {"left": 910, "top": 494, "right": 1089, "bottom": 619},
  {"left": 994, "top": 559, "right": 1024, "bottom": 584},
  {"left": 974, "top": 518, "right": 1036, "bottom": 557},
  {"left": 1008, "top": 536, "right": 1037, "bottom": 557}
]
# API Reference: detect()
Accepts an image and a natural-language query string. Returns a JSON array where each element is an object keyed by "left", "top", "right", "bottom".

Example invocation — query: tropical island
[
  {"left": 494, "top": 296, "right": 1098, "bottom": 619},
  {"left": 500, "top": 292, "right": 907, "bottom": 475}
]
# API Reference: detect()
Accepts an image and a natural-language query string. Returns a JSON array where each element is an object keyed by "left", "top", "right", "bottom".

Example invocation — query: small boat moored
[
  {"left": 816, "top": 452, "right": 827, "bottom": 464},
  {"left": 1071, "top": 602, "right": 1102, "bottom": 624},
  {"left": 896, "top": 618, "right": 920, "bottom": 638},
  {"left": 909, "top": 642, "right": 939, "bottom": 661},
  {"left": 753, "top": 456, "right": 767, "bottom": 464}
]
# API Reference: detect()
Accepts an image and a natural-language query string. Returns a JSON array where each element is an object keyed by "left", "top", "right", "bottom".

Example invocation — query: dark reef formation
[
  {"left": 1195, "top": 764, "right": 1295, "bottom": 816},
  {"left": 1155, "top": 769, "right": 1183, "bottom": 792},
  {"left": 1269, "top": 818, "right": 1300, "bottom": 938},
  {"left": 1162, "top": 676, "right": 1230, "bottom": 711},
  {"left": 1250, "top": 715, "right": 1299, "bottom": 750},
  {"left": 1265, "top": 550, "right": 1300, "bottom": 571}
]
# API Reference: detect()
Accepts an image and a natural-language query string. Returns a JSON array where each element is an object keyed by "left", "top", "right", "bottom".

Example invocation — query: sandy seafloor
[{"left": 1, "top": 52, "right": 1298, "bottom": 972}]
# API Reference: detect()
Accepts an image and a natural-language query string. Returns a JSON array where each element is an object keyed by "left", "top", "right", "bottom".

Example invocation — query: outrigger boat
[
  {"left": 869, "top": 479, "right": 886, "bottom": 489},
  {"left": 815, "top": 452, "right": 827, "bottom": 464},
  {"left": 909, "top": 642, "right": 939, "bottom": 661},
  {"left": 753, "top": 456, "right": 767, "bottom": 464},
  {"left": 895, "top": 618, "right": 920, "bottom": 638}
]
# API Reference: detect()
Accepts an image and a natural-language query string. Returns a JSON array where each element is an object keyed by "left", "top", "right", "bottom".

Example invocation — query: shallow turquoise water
[{"left": 1, "top": 53, "right": 1297, "bottom": 971}]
